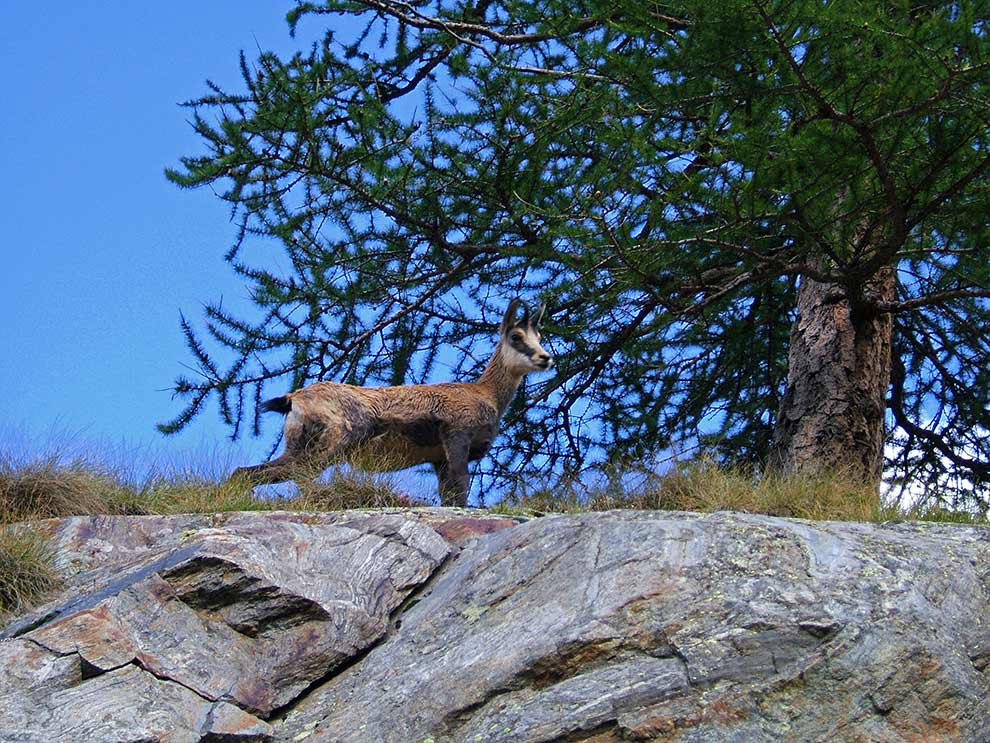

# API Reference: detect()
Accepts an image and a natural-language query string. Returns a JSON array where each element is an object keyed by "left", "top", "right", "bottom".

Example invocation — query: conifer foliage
[{"left": 162, "top": 0, "right": 989, "bottom": 503}]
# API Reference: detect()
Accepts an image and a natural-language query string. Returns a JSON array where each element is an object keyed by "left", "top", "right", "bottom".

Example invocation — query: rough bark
[{"left": 771, "top": 266, "right": 896, "bottom": 483}]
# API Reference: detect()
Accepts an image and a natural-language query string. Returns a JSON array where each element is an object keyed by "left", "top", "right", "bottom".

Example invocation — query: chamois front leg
[{"left": 436, "top": 432, "right": 472, "bottom": 507}]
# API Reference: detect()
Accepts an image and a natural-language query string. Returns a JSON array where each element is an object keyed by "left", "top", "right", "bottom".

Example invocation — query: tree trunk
[{"left": 770, "top": 266, "right": 895, "bottom": 483}]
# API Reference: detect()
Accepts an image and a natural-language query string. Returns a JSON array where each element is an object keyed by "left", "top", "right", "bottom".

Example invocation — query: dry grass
[
  {"left": 648, "top": 462, "right": 886, "bottom": 522},
  {"left": 3, "top": 448, "right": 978, "bottom": 525},
  {"left": 135, "top": 470, "right": 416, "bottom": 514},
  {"left": 0, "top": 454, "right": 136, "bottom": 521},
  {"left": 0, "top": 527, "right": 60, "bottom": 620},
  {"left": 294, "top": 470, "right": 416, "bottom": 510},
  {"left": 0, "top": 451, "right": 416, "bottom": 523},
  {"left": 495, "top": 459, "right": 985, "bottom": 524}
]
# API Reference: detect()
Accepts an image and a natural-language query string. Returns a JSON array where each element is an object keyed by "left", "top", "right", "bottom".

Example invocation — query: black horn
[
  {"left": 500, "top": 298, "right": 522, "bottom": 335},
  {"left": 519, "top": 300, "right": 532, "bottom": 325},
  {"left": 531, "top": 302, "right": 546, "bottom": 328}
]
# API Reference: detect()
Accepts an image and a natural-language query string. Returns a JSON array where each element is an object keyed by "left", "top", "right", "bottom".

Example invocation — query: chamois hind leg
[
  {"left": 231, "top": 448, "right": 338, "bottom": 493},
  {"left": 230, "top": 414, "right": 345, "bottom": 489},
  {"left": 436, "top": 433, "right": 471, "bottom": 507},
  {"left": 229, "top": 453, "right": 306, "bottom": 486}
]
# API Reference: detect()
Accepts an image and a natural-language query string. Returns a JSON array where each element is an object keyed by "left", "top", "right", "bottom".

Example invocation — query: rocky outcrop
[
  {"left": 0, "top": 510, "right": 511, "bottom": 742},
  {"left": 2, "top": 509, "right": 989, "bottom": 742}
]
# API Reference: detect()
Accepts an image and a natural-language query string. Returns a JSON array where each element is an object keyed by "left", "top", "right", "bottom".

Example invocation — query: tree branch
[
  {"left": 907, "top": 153, "right": 990, "bottom": 231},
  {"left": 351, "top": 0, "right": 603, "bottom": 45},
  {"left": 876, "top": 288, "right": 990, "bottom": 314},
  {"left": 889, "top": 349, "right": 990, "bottom": 477}
]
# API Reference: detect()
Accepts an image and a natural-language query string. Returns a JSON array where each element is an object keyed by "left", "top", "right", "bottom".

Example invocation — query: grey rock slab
[
  {"left": 454, "top": 654, "right": 690, "bottom": 743},
  {"left": 1, "top": 511, "right": 452, "bottom": 734},
  {"left": 0, "top": 657, "right": 273, "bottom": 743},
  {"left": 0, "top": 638, "right": 83, "bottom": 727},
  {"left": 275, "top": 511, "right": 990, "bottom": 743}
]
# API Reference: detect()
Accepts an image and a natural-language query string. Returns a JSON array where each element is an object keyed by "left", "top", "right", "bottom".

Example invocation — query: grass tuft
[
  {"left": 0, "top": 454, "right": 135, "bottom": 520},
  {"left": 0, "top": 527, "right": 60, "bottom": 621},
  {"left": 649, "top": 462, "right": 883, "bottom": 522},
  {"left": 132, "top": 475, "right": 265, "bottom": 515}
]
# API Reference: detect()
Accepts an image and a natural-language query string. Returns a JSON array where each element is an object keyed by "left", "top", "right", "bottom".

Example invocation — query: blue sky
[{"left": 0, "top": 3, "right": 338, "bottom": 479}]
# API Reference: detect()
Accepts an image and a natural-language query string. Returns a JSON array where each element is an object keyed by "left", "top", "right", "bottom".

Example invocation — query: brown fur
[{"left": 230, "top": 299, "right": 552, "bottom": 506}]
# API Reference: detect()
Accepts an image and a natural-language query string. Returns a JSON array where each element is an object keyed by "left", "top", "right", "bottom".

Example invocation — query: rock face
[
  {"left": 2, "top": 509, "right": 989, "bottom": 742},
  {"left": 0, "top": 511, "right": 470, "bottom": 742}
]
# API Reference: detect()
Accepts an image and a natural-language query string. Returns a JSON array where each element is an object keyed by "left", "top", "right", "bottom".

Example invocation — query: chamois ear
[
  {"left": 500, "top": 298, "right": 522, "bottom": 336},
  {"left": 530, "top": 302, "right": 546, "bottom": 329}
]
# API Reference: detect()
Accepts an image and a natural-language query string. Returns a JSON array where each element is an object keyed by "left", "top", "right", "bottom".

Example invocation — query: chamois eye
[{"left": 511, "top": 332, "right": 523, "bottom": 341}]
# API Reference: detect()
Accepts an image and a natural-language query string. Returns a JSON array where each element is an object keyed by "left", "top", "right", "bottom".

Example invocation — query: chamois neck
[{"left": 477, "top": 342, "right": 526, "bottom": 414}]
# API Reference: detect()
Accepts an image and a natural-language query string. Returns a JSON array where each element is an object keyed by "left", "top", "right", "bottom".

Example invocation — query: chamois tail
[{"left": 261, "top": 395, "right": 292, "bottom": 415}]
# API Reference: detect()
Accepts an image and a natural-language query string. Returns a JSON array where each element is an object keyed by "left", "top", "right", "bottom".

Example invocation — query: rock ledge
[{"left": 2, "top": 509, "right": 988, "bottom": 742}]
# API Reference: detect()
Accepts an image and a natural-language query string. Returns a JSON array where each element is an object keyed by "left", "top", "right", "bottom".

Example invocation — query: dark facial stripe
[{"left": 509, "top": 333, "right": 537, "bottom": 358}]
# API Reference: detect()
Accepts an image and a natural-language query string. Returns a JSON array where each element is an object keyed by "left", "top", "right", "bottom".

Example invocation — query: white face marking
[{"left": 502, "top": 325, "right": 553, "bottom": 373}]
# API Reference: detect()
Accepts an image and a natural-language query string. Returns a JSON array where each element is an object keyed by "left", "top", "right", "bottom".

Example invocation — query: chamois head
[{"left": 498, "top": 298, "right": 553, "bottom": 374}]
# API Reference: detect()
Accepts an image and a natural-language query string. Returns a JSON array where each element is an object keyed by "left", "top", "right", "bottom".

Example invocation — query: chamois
[{"left": 230, "top": 299, "right": 553, "bottom": 506}]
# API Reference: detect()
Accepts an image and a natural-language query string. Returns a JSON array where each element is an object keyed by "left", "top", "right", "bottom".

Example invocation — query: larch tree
[{"left": 161, "top": 0, "right": 990, "bottom": 504}]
